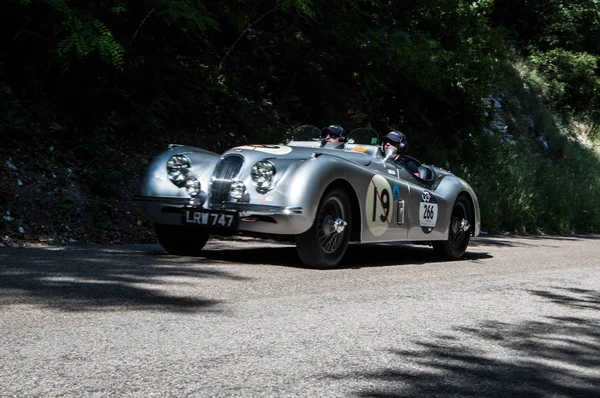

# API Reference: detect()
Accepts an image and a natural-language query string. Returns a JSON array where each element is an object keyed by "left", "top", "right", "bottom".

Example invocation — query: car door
[
  {"left": 360, "top": 166, "right": 411, "bottom": 243},
  {"left": 399, "top": 167, "right": 448, "bottom": 241}
]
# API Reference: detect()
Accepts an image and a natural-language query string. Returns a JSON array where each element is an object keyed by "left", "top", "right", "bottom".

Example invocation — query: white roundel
[
  {"left": 236, "top": 145, "right": 292, "bottom": 155},
  {"left": 365, "top": 175, "right": 393, "bottom": 236}
]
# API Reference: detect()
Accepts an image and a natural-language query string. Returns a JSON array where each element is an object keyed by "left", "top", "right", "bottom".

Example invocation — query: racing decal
[
  {"left": 236, "top": 145, "right": 292, "bottom": 155},
  {"left": 420, "top": 190, "right": 438, "bottom": 234},
  {"left": 392, "top": 185, "right": 401, "bottom": 201},
  {"left": 351, "top": 146, "right": 367, "bottom": 153},
  {"left": 365, "top": 175, "right": 393, "bottom": 236}
]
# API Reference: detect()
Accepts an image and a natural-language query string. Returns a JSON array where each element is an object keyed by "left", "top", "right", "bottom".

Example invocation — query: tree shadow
[
  {"left": 529, "top": 287, "right": 600, "bottom": 311},
  {"left": 324, "top": 287, "right": 600, "bottom": 397},
  {"left": 0, "top": 244, "right": 249, "bottom": 313}
]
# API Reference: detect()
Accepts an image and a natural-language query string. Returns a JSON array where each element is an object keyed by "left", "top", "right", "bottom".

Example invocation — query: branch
[
  {"left": 217, "top": 7, "right": 277, "bottom": 71},
  {"left": 13, "top": 21, "right": 29, "bottom": 40},
  {"left": 14, "top": 24, "right": 50, "bottom": 43},
  {"left": 279, "top": 73, "right": 297, "bottom": 104},
  {"left": 129, "top": 7, "right": 155, "bottom": 47}
]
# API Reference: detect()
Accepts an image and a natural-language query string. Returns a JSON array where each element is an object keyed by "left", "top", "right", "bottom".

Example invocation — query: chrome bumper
[{"left": 133, "top": 195, "right": 303, "bottom": 216}]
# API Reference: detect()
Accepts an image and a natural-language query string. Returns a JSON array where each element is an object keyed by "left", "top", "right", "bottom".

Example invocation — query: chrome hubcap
[
  {"left": 322, "top": 216, "right": 347, "bottom": 236},
  {"left": 333, "top": 218, "right": 347, "bottom": 233}
]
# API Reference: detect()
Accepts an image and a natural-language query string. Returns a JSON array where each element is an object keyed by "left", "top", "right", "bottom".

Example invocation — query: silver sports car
[{"left": 134, "top": 125, "right": 480, "bottom": 268}]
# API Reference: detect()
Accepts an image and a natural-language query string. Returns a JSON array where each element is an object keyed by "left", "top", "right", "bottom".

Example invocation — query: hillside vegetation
[{"left": 1, "top": 0, "right": 600, "bottom": 245}]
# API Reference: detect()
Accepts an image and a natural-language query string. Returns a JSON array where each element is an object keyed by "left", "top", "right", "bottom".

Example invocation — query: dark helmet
[
  {"left": 382, "top": 130, "right": 407, "bottom": 150},
  {"left": 321, "top": 124, "right": 347, "bottom": 142}
]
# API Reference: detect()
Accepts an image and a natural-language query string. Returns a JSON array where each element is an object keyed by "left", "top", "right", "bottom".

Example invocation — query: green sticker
[{"left": 370, "top": 137, "right": 378, "bottom": 145}]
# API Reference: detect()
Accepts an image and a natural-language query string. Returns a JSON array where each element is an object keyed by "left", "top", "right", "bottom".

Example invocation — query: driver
[
  {"left": 382, "top": 130, "right": 421, "bottom": 177},
  {"left": 321, "top": 124, "right": 347, "bottom": 143}
]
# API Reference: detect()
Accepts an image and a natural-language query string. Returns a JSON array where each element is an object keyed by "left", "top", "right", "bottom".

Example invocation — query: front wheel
[
  {"left": 432, "top": 195, "right": 471, "bottom": 260},
  {"left": 296, "top": 188, "right": 352, "bottom": 269},
  {"left": 154, "top": 224, "right": 210, "bottom": 256}
]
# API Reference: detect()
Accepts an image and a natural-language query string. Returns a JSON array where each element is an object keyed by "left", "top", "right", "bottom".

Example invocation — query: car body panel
[{"left": 135, "top": 129, "right": 481, "bottom": 247}]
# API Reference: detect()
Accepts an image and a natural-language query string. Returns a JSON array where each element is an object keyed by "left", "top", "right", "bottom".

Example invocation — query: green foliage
[
  {"left": 0, "top": 81, "right": 28, "bottom": 132},
  {"left": 155, "top": 0, "right": 218, "bottom": 32},
  {"left": 457, "top": 59, "right": 600, "bottom": 234},
  {"left": 87, "top": 198, "right": 118, "bottom": 229},
  {"left": 491, "top": 0, "right": 600, "bottom": 54},
  {"left": 463, "top": 133, "right": 600, "bottom": 234},
  {"left": 528, "top": 49, "right": 600, "bottom": 113},
  {"left": 55, "top": 16, "right": 125, "bottom": 70},
  {"left": 3, "top": 0, "right": 600, "bottom": 236},
  {"left": 281, "top": 0, "right": 315, "bottom": 16},
  {"left": 70, "top": 113, "right": 123, "bottom": 197},
  {"left": 15, "top": 0, "right": 125, "bottom": 70}
]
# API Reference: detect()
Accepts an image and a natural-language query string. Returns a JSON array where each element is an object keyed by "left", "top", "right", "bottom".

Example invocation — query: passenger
[
  {"left": 321, "top": 125, "right": 347, "bottom": 143},
  {"left": 382, "top": 130, "right": 421, "bottom": 177}
]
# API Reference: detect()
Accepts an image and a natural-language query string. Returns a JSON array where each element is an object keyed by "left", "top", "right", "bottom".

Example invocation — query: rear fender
[{"left": 434, "top": 176, "right": 481, "bottom": 238}]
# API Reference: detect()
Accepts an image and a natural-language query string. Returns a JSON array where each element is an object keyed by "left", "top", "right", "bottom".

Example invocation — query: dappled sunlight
[{"left": 325, "top": 287, "right": 600, "bottom": 397}]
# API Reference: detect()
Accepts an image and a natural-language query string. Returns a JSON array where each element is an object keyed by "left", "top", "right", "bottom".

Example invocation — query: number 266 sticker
[{"left": 420, "top": 190, "right": 438, "bottom": 233}]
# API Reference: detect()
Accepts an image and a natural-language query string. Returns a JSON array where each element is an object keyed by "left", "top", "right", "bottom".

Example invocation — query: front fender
[
  {"left": 139, "top": 146, "right": 221, "bottom": 198},
  {"left": 276, "top": 154, "right": 366, "bottom": 224}
]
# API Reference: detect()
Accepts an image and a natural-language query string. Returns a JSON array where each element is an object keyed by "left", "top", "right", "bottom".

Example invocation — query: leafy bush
[
  {"left": 457, "top": 57, "right": 600, "bottom": 234},
  {"left": 529, "top": 49, "right": 600, "bottom": 112}
]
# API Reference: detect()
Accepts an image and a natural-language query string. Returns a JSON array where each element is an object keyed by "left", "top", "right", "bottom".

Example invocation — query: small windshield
[
  {"left": 347, "top": 127, "right": 379, "bottom": 145},
  {"left": 284, "top": 125, "right": 321, "bottom": 142}
]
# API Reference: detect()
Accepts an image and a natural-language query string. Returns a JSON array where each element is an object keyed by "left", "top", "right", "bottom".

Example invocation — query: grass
[{"left": 454, "top": 59, "right": 600, "bottom": 234}]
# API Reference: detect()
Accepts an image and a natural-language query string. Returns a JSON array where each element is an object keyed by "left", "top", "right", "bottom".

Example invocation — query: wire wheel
[
  {"left": 450, "top": 201, "right": 470, "bottom": 249},
  {"left": 433, "top": 195, "right": 471, "bottom": 260},
  {"left": 317, "top": 197, "right": 346, "bottom": 254},
  {"left": 296, "top": 188, "right": 351, "bottom": 269}
]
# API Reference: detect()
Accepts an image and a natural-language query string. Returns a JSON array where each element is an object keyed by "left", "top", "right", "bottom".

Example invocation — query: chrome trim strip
[
  {"left": 134, "top": 195, "right": 303, "bottom": 215},
  {"left": 134, "top": 195, "right": 203, "bottom": 206}
]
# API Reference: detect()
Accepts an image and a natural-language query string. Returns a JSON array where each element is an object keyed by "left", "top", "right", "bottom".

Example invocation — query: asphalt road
[{"left": 1, "top": 235, "right": 599, "bottom": 397}]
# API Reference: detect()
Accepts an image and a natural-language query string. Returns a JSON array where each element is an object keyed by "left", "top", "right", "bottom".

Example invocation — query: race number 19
[
  {"left": 365, "top": 175, "right": 393, "bottom": 237},
  {"left": 372, "top": 188, "right": 390, "bottom": 222}
]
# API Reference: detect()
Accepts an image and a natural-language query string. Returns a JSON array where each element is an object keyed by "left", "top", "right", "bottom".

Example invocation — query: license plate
[{"left": 182, "top": 209, "right": 239, "bottom": 229}]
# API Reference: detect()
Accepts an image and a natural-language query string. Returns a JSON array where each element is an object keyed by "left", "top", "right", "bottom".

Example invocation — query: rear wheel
[
  {"left": 433, "top": 195, "right": 471, "bottom": 259},
  {"left": 296, "top": 188, "right": 352, "bottom": 269},
  {"left": 154, "top": 224, "right": 209, "bottom": 256}
]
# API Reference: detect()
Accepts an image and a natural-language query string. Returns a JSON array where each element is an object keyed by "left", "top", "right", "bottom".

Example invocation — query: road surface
[{"left": 1, "top": 235, "right": 599, "bottom": 397}]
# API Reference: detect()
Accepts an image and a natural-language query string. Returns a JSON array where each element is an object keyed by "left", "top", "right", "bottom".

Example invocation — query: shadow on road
[
  {"left": 201, "top": 234, "right": 600, "bottom": 268},
  {"left": 0, "top": 245, "right": 248, "bottom": 312},
  {"left": 199, "top": 240, "right": 492, "bottom": 269},
  {"left": 325, "top": 286, "right": 600, "bottom": 397},
  {"left": 471, "top": 234, "right": 600, "bottom": 248}
]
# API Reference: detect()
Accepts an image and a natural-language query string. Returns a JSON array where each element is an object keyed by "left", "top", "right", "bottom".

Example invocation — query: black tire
[
  {"left": 154, "top": 224, "right": 210, "bottom": 256},
  {"left": 432, "top": 195, "right": 471, "bottom": 260},
  {"left": 296, "top": 188, "right": 352, "bottom": 269}
]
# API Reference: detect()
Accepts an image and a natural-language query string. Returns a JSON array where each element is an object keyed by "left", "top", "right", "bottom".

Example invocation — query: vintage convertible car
[{"left": 134, "top": 125, "right": 480, "bottom": 268}]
